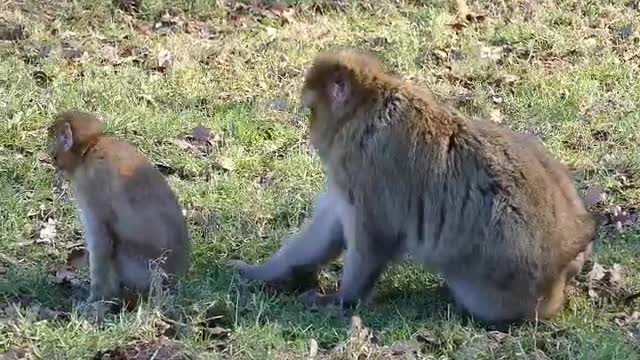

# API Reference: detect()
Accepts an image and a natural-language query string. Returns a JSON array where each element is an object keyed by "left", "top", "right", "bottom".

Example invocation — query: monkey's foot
[
  {"left": 78, "top": 300, "right": 114, "bottom": 323},
  {"left": 301, "top": 290, "right": 349, "bottom": 309},
  {"left": 228, "top": 260, "right": 264, "bottom": 280}
]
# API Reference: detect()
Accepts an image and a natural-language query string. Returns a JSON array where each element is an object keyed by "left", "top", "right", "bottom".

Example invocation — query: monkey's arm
[
  {"left": 82, "top": 211, "right": 120, "bottom": 302},
  {"left": 302, "top": 213, "right": 394, "bottom": 308},
  {"left": 230, "top": 191, "right": 345, "bottom": 282}
]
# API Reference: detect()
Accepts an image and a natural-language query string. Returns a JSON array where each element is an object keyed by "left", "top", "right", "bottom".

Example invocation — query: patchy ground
[{"left": 0, "top": 0, "right": 639, "bottom": 358}]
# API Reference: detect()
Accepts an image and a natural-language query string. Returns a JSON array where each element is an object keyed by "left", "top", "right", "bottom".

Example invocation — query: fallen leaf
[
  {"left": 114, "top": 0, "right": 141, "bottom": 14},
  {"left": 66, "top": 246, "right": 88, "bottom": 270},
  {"left": 254, "top": 171, "right": 276, "bottom": 189},
  {"left": 0, "top": 348, "right": 29, "bottom": 360},
  {"left": 450, "top": 0, "right": 488, "bottom": 31},
  {"left": 447, "top": 22, "right": 467, "bottom": 32},
  {"left": 157, "top": 49, "right": 174, "bottom": 71},
  {"left": 98, "top": 45, "right": 122, "bottom": 65},
  {"left": 615, "top": 24, "right": 635, "bottom": 43},
  {"left": 0, "top": 17, "right": 27, "bottom": 41},
  {"left": 480, "top": 46, "right": 504, "bottom": 62},
  {"left": 20, "top": 44, "right": 51, "bottom": 65},
  {"left": 155, "top": 161, "right": 176, "bottom": 176},
  {"left": 215, "top": 156, "right": 234, "bottom": 172},
  {"left": 198, "top": 301, "right": 233, "bottom": 341},
  {"left": 37, "top": 218, "right": 57, "bottom": 244},
  {"left": 587, "top": 262, "right": 626, "bottom": 302},
  {"left": 61, "top": 41, "right": 88, "bottom": 63},
  {"left": 32, "top": 70, "right": 52, "bottom": 87},
  {"left": 415, "top": 329, "right": 443, "bottom": 350},
  {"left": 185, "top": 207, "right": 221, "bottom": 231},
  {"left": 526, "top": 349, "right": 551, "bottom": 360},
  {"left": 583, "top": 184, "right": 606, "bottom": 208},
  {"left": 186, "top": 20, "right": 215, "bottom": 39},
  {"left": 591, "top": 129, "right": 611, "bottom": 142},
  {"left": 601, "top": 205, "right": 639, "bottom": 231},
  {"left": 489, "top": 108, "right": 503, "bottom": 123},
  {"left": 269, "top": 3, "right": 296, "bottom": 23},
  {"left": 120, "top": 46, "right": 149, "bottom": 65},
  {"left": 0, "top": 253, "right": 19, "bottom": 267},
  {"left": 94, "top": 336, "right": 188, "bottom": 360},
  {"left": 36, "top": 306, "right": 68, "bottom": 322},
  {"left": 309, "top": 339, "right": 318, "bottom": 357},
  {"left": 51, "top": 265, "right": 83, "bottom": 287},
  {"left": 154, "top": 13, "right": 183, "bottom": 35},
  {"left": 172, "top": 125, "right": 224, "bottom": 155},
  {"left": 499, "top": 74, "right": 520, "bottom": 84},
  {"left": 613, "top": 312, "right": 640, "bottom": 347}
]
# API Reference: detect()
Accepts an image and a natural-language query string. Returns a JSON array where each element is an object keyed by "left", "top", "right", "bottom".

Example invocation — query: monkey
[
  {"left": 47, "top": 110, "right": 190, "bottom": 309},
  {"left": 230, "top": 49, "right": 597, "bottom": 325}
]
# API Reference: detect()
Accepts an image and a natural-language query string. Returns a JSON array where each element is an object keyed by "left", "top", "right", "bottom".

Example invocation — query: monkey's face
[
  {"left": 46, "top": 122, "right": 74, "bottom": 175},
  {"left": 302, "top": 73, "right": 352, "bottom": 155}
]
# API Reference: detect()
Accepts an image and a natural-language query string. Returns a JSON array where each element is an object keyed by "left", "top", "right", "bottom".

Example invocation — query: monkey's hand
[
  {"left": 228, "top": 260, "right": 276, "bottom": 281},
  {"left": 301, "top": 290, "right": 358, "bottom": 309},
  {"left": 78, "top": 300, "right": 113, "bottom": 324}
]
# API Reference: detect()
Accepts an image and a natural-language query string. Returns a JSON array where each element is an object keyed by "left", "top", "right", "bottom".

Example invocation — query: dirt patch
[{"left": 94, "top": 336, "right": 191, "bottom": 360}]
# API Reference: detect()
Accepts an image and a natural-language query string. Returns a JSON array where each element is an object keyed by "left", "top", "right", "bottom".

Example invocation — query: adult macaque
[
  {"left": 47, "top": 110, "right": 190, "bottom": 308},
  {"left": 230, "top": 50, "right": 597, "bottom": 325}
]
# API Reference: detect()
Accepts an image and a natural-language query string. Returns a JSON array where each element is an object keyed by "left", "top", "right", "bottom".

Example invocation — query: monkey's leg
[
  {"left": 538, "top": 269, "right": 569, "bottom": 319},
  {"left": 565, "top": 243, "right": 593, "bottom": 281},
  {"left": 230, "top": 191, "right": 345, "bottom": 282},
  {"left": 116, "top": 254, "right": 152, "bottom": 293},
  {"left": 85, "top": 224, "right": 120, "bottom": 303},
  {"left": 302, "top": 221, "right": 392, "bottom": 308}
]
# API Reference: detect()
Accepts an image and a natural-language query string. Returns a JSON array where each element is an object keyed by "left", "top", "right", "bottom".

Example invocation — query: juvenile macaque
[
  {"left": 47, "top": 110, "right": 190, "bottom": 307},
  {"left": 231, "top": 50, "right": 597, "bottom": 325}
]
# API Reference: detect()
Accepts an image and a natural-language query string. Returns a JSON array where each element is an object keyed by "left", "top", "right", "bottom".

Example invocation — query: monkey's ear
[
  {"left": 58, "top": 122, "right": 73, "bottom": 151},
  {"left": 328, "top": 73, "right": 351, "bottom": 111}
]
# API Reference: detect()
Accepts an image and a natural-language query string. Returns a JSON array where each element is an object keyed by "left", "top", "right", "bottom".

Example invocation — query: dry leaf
[
  {"left": 270, "top": 3, "right": 296, "bottom": 23},
  {"left": 601, "top": 205, "right": 639, "bottom": 231},
  {"left": 37, "top": 218, "right": 57, "bottom": 244},
  {"left": 583, "top": 184, "right": 606, "bottom": 208},
  {"left": 215, "top": 157, "right": 234, "bottom": 171},
  {"left": 489, "top": 109, "right": 503, "bottom": 123},
  {"left": 66, "top": 246, "right": 88, "bottom": 270},
  {"left": 157, "top": 49, "right": 174, "bottom": 71},
  {"left": 309, "top": 339, "right": 318, "bottom": 357},
  {"left": 31, "top": 70, "right": 52, "bottom": 87},
  {"left": 51, "top": 265, "right": 83, "bottom": 287},
  {"left": 499, "top": 74, "right": 520, "bottom": 84},
  {"left": 94, "top": 336, "right": 187, "bottom": 360},
  {"left": 114, "top": 0, "right": 141, "bottom": 14},
  {"left": 154, "top": 13, "right": 183, "bottom": 35},
  {"left": 613, "top": 312, "right": 640, "bottom": 347},
  {"left": 172, "top": 125, "right": 224, "bottom": 155},
  {"left": 480, "top": 46, "right": 504, "bottom": 62},
  {"left": 587, "top": 262, "right": 626, "bottom": 301},
  {"left": 98, "top": 45, "right": 121, "bottom": 65},
  {"left": 61, "top": 41, "right": 89, "bottom": 63},
  {"left": 186, "top": 20, "right": 215, "bottom": 39},
  {"left": 447, "top": 22, "right": 467, "bottom": 32},
  {"left": 0, "top": 348, "right": 29, "bottom": 360}
]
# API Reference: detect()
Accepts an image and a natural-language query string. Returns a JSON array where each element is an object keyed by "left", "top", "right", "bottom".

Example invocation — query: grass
[{"left": 1, "top": 0, "right": 639, "bottom": 358}]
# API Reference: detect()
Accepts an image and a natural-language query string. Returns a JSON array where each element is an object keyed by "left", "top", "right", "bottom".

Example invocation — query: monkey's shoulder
[{"left": 87, "top": 137, "right": 155, "bottom": 174}]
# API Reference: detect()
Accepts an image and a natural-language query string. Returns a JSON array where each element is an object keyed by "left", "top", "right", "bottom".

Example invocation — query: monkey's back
[
  {"left": 418, "top": 114, "right": 594, "bottom": 294},
  {"left": 333, "top": 91, "right": 594, "bottom": 299},
  {"left": 75, "top": 137, "right": 190, "bottom": 275}
]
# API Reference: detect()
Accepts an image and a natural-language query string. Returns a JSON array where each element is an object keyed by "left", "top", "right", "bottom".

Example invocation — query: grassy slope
[{"left": 0, "top": 0, "right": 639, "bottom": 358}]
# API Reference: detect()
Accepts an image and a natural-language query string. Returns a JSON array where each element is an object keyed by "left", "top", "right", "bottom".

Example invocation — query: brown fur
[
  {"left": 231, "top": 50, "right": 596, "bottom": 325},
  {"left": 48, "top": 110, "right": 190, "bottom": 305}
]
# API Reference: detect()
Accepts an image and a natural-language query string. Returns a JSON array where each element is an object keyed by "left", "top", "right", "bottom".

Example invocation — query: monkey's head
[
  {"left": 47, "top": 110, "right": 103, "bottom": 175},
  {"left": 301, "top": 50, "right": 385, "bottom": 154}
]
